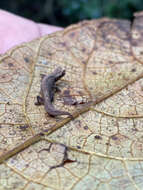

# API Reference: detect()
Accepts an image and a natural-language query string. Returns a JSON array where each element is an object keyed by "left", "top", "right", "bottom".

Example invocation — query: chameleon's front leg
[{"left": 35, "top": 96, "right": 44, "bottom": 105}]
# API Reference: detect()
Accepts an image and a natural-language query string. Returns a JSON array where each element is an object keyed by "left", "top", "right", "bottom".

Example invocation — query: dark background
[{"left": 1, "top": 0, "right": 143, "bottom": 27}]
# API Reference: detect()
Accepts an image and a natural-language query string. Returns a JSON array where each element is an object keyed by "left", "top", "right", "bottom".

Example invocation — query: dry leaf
[{"left": 0, "top": 12, "right": 143, "bottom": 190}]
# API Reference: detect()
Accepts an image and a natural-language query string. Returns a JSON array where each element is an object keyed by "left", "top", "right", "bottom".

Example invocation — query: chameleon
[{"left": 35, "top": 67, "right": 73, "bottom": 118}]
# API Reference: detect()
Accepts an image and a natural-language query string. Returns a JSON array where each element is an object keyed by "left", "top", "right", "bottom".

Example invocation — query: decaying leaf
[{"left": 1, "top": 11, "right": 143, "bottom": 190}]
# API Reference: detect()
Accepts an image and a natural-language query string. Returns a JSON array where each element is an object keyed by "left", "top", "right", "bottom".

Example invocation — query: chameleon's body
[{"left": 35, "top": 67, "right": 72, "bottom": 117}]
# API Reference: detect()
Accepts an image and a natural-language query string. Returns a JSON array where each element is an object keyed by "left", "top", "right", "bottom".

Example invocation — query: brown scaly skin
[{"left": 35, "top": 67, "right": 73, "bottom": 118}]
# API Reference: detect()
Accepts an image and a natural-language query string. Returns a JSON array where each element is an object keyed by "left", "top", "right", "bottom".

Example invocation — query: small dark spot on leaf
[
  {"left": 24, "top": 57, "right": 29, "bottom": 63},
  {"left": 109, "top": 61, "right": 113, "bottom": 64},
  {"left": 94, "top": 135, "right": 102, "bottom": 140},
  {"left": 10, "top": 159, "right": 16, "bottom": 164},
  {"left": 1, "top": 74, "right": 6, "bottom": 79},
  {"left": 82, "top": 61, "right": 86, "bottom": 64},
  {"left": 139, "top": 51, "right": 143, "bottom": 55},
  {"left": 9, "top": 131, "right": 16, "bottom": 135},
  {"left": 77, "top": 146, "right": 81, "bottom": 149},
  {"left": 111, "top": 135, "right": 118, "bottom": 140},
  {"left": 3, "top": 140, "right": 7, "bottom": 144},
  {"left": 43, "top": 121, "right": 48, "bottom": 125},
  {"left": 48, "top": 52, "right": 52, "bottom": 56},
  {"left": 106, "top": 143, "right": 111, "bottom": 146},
  {"left": 84, "top": 126, "right": 88, "bottom": 130},
  {"left": 39, "top": 132, "right": 45, "bottom": 136},
  {"left": 132, "top": 128, "right": 138, "bottom": 132},
  {"left": 92, "top": 71, "right": 97, "bottom": 75},
  {"left": 78, "top": 91, "right": 84, "bottom": 96},
  {"left": 60, "top": 42, "right": 66, "bottom": 47},
  {"left": 63, "top": 159, "right": 76, "bottom": 165},
  {"left": 8, "top": 63, "right": 13, "bottom": 67},
  {"left": 126, "top": 86, "right": 129, "bottom": 91},
  {"left": 43, "top": 129, "right": 49, "bottom": 133},
  {"left": 131, "top": 68, "right": 136, "bottom": 72},
  {"left": 19, "top": 125, "right": 29, "bottom": 131},
  {"left": 81, "top": 48, "right": 86, "bottom": 52}
]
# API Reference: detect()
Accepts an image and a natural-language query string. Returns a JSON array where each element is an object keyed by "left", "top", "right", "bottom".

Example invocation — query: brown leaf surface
[{"left": 1, "top": 13, "right": 143, "bottom": 190}]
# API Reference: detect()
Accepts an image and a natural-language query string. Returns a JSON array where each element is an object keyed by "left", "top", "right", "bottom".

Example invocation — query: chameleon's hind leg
[{"left": 35, "top": 96, "right": 44, "bottom": 105}]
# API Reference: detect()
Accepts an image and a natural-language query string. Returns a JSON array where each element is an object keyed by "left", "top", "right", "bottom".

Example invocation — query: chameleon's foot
[{"left": 35, "top": 96, "right": 44, "bottom": 105}]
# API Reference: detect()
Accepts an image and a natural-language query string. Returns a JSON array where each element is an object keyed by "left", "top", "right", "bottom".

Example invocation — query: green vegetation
[{"left": 1, "top": 0, "right": 143, "bottom": 26}]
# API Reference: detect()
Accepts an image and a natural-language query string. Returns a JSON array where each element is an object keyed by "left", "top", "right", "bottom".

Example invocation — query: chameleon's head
[{"left": 54, "top": 67, "right": 66, "bottom": 81}]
